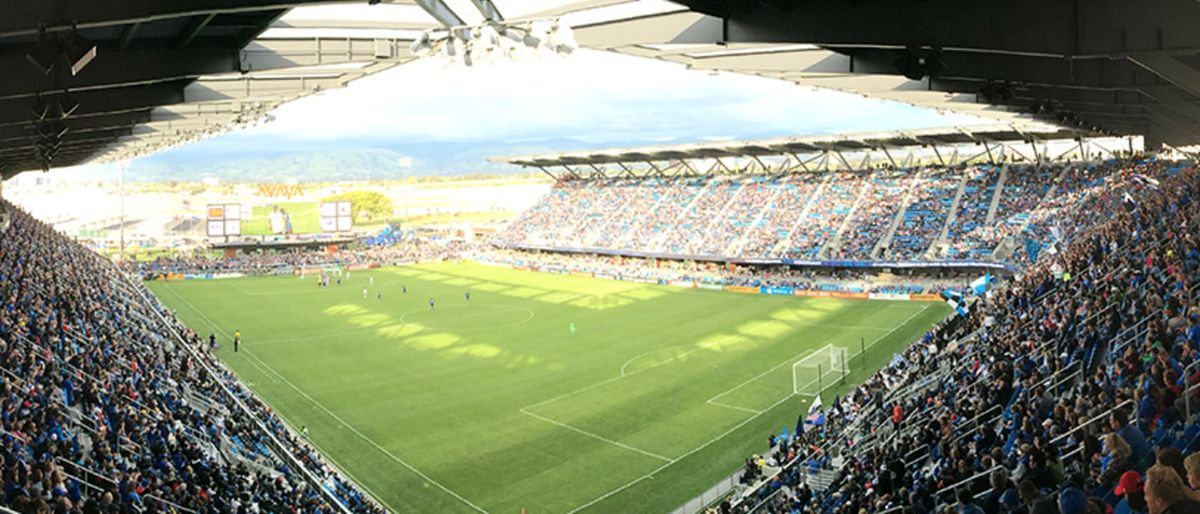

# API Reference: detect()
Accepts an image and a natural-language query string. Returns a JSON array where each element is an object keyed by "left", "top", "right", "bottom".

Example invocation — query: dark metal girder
[
  {"left": 683, "top": 0, "right": 1200, "bottom": 59},
  {"left": 0, "top": 46, "right": 238, "bottom": 101},
  {"left": 0, "top": 0, "right": 336, "bottom": 39},
  {"left": 178, "top": 14, "right": 217, "bottom": 48},
  {"left": 0, "top": 81, "right": 187, "bottom": 125},
  {"left": 847, "top": 48, "right": 1165, "bottom": 91},
  {"left": 0, "top": 125, "right": 133, "bottom": 148},
  {"left": 0, "top": 110, "right": 153, "bottom": 140}
]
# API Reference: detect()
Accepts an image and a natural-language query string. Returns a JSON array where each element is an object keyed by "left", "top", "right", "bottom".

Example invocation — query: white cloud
[{"left": 234, "top": 49, "right": 987, "bottom": 148}]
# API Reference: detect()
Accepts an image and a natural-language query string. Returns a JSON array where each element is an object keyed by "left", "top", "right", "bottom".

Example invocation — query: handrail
[
  {"left": 1184, "top": 360, "right": 1200, "bottom": 419},
  {"left": 1049, "top": 399, "right": 1133, "bottom": 447},
  {"left": 935, "top": 464, "right": 1004, "bottom": 497}
]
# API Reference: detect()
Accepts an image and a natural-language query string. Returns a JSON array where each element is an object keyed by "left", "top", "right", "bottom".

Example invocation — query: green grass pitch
[{"left": 148, "top": 262, "right": 949, "bottom": 514}]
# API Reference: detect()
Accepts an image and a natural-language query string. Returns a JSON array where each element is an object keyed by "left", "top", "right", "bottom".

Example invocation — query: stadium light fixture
[
  {"left": 548, "top": 22, "right": 577, "bottom": 55},
  {"left": 413, "top": 17, "right": 575, "bottom": 67},
  {"left": 409, "top": 32, "right": 433, "bottom": 57}
]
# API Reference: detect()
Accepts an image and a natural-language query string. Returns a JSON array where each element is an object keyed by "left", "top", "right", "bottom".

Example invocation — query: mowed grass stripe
[{"left": 149, "top": 262, "right": 949, "bottom": 513}]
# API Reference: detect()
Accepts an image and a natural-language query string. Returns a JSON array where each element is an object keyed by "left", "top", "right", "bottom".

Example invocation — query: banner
[
  {"left": 570, "top": 271, "right": 593, "bottom": 278},
  {"left": 868, "top": 292, "right": 911, "bottom": 301},
  {"left": 910, "top": 293, "right": 942, "bottom": 301},
  {"left": 794, "top": 290, "right": 868, "bottom": 299},
  {"left": 761, "top": 286, "right": 795, "bottom": 295},
  {"left": 725, "top": 285, "right": 759, "bottom": 294},
  {"left": 668, "top": 280, "right": 696, "bottom": 288},
  {"left": 698, "top": 283, "right": 725, "bottom": 291},
  {"left": 501, "top": 243, "right": 1018, "bottom": 273}
]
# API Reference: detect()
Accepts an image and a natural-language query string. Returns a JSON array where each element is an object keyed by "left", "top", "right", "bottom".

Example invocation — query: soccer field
[{"left": 148, "top": 262, "right": 949, "bottom": 514}]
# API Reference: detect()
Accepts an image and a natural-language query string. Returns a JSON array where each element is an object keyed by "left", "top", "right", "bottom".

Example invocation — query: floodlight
[
  {"left": 548, "top": 23, "right": 577, "bottom": 54},
  {"left": 478, "top": 24, "right": 501, "bottom": 49},
  {"left": 462, "top": 41, "right": 474, "bottom": 66},
  {"left": 410, "top": 32, "right": 433, "bottom": 57}
]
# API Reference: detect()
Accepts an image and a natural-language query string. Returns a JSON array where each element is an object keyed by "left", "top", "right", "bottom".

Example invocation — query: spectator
[
  {"left": 1144, "top": 465, "right": 1200, "bottom": 514},
  {"left": 1115, "top": 470, "right": 1148, "bottom": 514}
]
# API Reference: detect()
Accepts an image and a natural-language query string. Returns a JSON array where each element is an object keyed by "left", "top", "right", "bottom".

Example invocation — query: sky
[{"left": 51, "top": 41, "right": 993, "bottom": 180}]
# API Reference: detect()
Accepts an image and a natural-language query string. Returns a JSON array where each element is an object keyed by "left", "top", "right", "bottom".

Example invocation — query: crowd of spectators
[
  {"left": 830, "top": 169, "right": 911, "bottom": 261},
  {"left": 887, "top": 169, "right": 961, "bottom": 261},
  {"left": 710, "top": 157, "right": 1200, "bottom": 514},
  {"left": 0, "top": 201, "right": 385, "bottom": 514},
  {"left": 497, "top": 161, "right": 1138, "bottom": 266},
  {"left": 126, "top": 241, "right": 469, "bottom": 280},
  {"left": 945, "top": 167, "right": 1002, "bottom": 260},
  {"left": 479, "top": 249, "right": 970, "bottom": 295}
]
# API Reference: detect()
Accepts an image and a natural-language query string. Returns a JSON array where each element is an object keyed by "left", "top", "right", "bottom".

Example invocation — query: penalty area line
[
  {"left": 519, "top": 408, "right": 674, "bottom": 463},
  {"left": 242, "top": 348, "right": 490, "bottom": 514}
]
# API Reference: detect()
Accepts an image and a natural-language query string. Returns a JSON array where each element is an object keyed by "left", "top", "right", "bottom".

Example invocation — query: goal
[{"left": 792, "top": 344, "right": 850, "bottom": 397}]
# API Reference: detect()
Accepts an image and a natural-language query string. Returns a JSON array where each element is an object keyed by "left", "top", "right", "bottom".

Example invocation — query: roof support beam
[
  {"left": 0, "top": 0, "right": 336, "bottom": 38},
  {"left": 0, "top": 81, "right": 187, "bottom": 125},
  {"left": 179, "top": 14, "right": 217, "bottom": 48},
  {"left": 1127, "top": 53, "right": 1200, "bottom": 99},
  {"left": 470, "top": 0, "right": 504, "bottom": 21},
  {"left": 414, "top": 0, "right": 465, "bottom": 28},
  {"left": 0, "top": 47, "right": 240, "bottom": 101},
  {"left": 119, "top": 22, "right": 141, "bottom": 50}
]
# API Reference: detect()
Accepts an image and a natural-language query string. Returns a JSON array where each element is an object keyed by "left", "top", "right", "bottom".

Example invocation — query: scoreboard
[
  {"left": 207, "top": 204, "right": 242, "bottom": 237},
  {"left": 320, "top": 201, "right": 353, "bottom": 233}
]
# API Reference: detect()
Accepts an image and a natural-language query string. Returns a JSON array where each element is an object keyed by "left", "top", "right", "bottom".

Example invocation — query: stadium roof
[
  {"left": 497, "top": 124, "right": 1109, "bottom": 169},
  {"left": 0, "top": 0, "right": 665, "bottom": 178},
  {"left": 562, "top": 0, "right": 1200, "bottom": 148},
  {"left": 8, "top": 1, "right": 1194, "bottom": 177}
]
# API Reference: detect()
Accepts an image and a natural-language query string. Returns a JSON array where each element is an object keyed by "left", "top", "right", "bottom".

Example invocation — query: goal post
[{"left": 792, "top": 344, "right": 850, "bottom": 397}]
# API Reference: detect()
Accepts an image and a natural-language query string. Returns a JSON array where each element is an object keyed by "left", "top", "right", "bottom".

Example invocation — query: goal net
[{"left": 792, "top": 344, "right": 850, "bottom": 397}]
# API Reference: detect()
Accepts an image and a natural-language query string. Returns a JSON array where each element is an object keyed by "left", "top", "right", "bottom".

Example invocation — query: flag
[
  {"left": 1134, "top": 174, "right": 1160, "bottom": 189},
  {"left": 780, "top": 426, "right": 789, "bottom": 441},
  {"left": 946, "top": 299, "right": 969, "bottom": 317},
  {"left": 1025, "top": 237, "right": 1042, "bottom": 261},
  {"left": 1123, "top": 192, "right": 1137, "bottom": 211},
  {"left": 970, "top": 274, "right": 992, "bottom": 295},
  {"left": 805, "top": 395, "right": 826, "bottom": 426}
]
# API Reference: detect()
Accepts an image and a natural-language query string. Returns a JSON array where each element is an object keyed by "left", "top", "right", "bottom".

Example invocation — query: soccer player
[
  {"left": 369, "top": 276, "right": 374, "bottom": 285},
  {"left": 233, "top": 329, "right": 241, "bottom": 352},
  {"left": 465, "top": 290, "right": 471, "bottom": 303},
  {"left": 208, "top": 334, "right": 216, "bottom": 351},
  {"left": 363, "top": 287, "right": 368, "bottom": 298},
  {"left": 402, "top": 285, "right": 407, "bottom": 294},
  {"left": 429, "top": 297, "right": 435, "bottom": 309},
  {"left": 377, "top": 292, "right": 382, "bottom": 302},
  {"left": 569, "top": 322, "right": 576, "bottom": 336}
]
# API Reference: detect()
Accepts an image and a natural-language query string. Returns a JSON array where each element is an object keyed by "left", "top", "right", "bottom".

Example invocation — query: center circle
[{"left": 398, "top": 305, "right": 535, "bottom": 332}]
